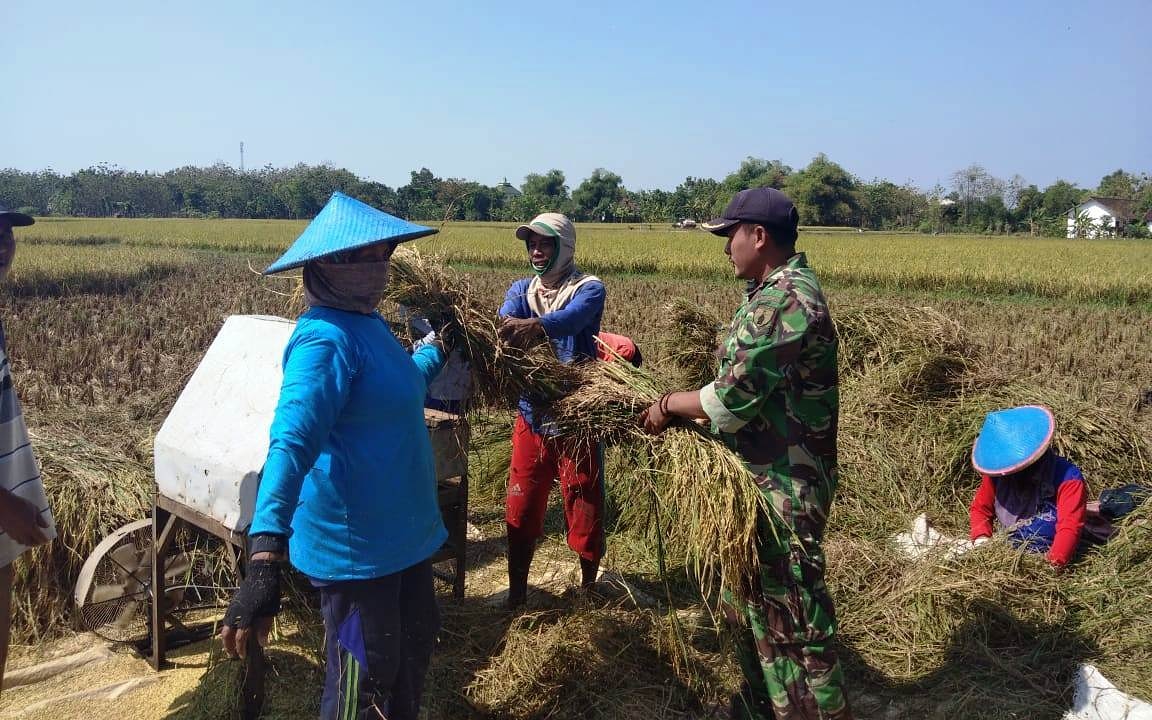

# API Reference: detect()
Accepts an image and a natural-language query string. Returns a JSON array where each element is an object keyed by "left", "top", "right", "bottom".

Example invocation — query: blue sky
[{"left": 4, "top": 0, "right": 1149, "bottom": 192}]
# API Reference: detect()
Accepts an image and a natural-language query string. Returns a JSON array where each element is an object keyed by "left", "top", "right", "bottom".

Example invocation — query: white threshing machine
[{"left": 70, "top": 315, "right": 469, "bottom": 716}]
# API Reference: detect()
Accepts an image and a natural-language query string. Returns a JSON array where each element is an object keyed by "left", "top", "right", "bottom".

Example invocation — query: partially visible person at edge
[
  {"left": 969, "top": 405, "right": 1100, "bottom": 567},
  {"left": 595, "top": 331, "right": 642, "bottom": 368},
  {"left": 639, "top": 188, "right": 853, "bottom": 720},
  {"left": 219, "top": 192, "right": 449, "bottom": 720},
  {"left": 0, "top": 208, "right": 56, "bottom": 694},
  {"left": 497, "top": 212, "right": 607, "bottom": 609},
  {"left": 399, "top": 307, "right": 474, "bottom": 414}
]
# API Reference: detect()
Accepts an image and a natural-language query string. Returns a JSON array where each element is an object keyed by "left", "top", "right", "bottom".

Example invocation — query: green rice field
[{"left": 19, "top": 217, "right": 1152, "bottom": 304}]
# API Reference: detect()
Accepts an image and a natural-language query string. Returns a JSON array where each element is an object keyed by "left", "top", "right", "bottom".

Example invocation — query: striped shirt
[{"left": 0, "top": 321, "right": 56, "bottom": 568}]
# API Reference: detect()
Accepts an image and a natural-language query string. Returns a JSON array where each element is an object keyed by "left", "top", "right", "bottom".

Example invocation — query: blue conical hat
[
  {"left": 263, "top": 192, "right": 437, "bottom": 274},
  {"left": 971, "top": 405, "right": 1055, "bottom": 476}
]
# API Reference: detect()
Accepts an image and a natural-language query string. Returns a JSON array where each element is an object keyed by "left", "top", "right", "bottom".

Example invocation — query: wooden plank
[
  {"left": 150, "top": 504, "right": 174, "bottom": 671},
  {"left": 156, "top": 494, "right": 245, "bottom": 551},
  {"left": 241, "top": 636, "right": 266, "bottom": 720},
  {"left": 431, "top": 475, "right": 468, "bottom": 598},
  {"left": 454, "top": 473, "right": 468, "bottom": 599},
  {"left": 153, "top": 494, "right": 263, "bottom": 715}
]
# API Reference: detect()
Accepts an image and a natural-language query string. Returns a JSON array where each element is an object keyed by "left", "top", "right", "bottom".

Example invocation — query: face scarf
[
  {"left": 526, "top": 233, "right": 600, "bottom": 316},
  {"left": 993, "top": 452, "right": 1056, "bottom": 531},
  {"left": 303, "top": 259, "right": 391, "bottom": 314}
]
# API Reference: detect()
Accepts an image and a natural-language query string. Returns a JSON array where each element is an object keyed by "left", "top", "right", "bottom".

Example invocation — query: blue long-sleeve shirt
[
  {"left": 249, "top": 307, "right": 447, "bottom": 581},
  {"left": 498, "top": 278, "right": 605, "bottom": 432}
]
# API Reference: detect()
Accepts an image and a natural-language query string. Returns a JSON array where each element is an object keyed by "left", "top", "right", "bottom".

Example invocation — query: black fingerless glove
[{"left": 223, "top": 560, "right": 282, "bottom": 629}]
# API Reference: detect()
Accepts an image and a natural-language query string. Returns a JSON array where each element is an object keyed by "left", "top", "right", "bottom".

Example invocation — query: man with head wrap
[
  {"left": 497, "top": 213, "right": 606, "bottom": 609},
  {"left": 220, "top": 193, "right": 449, "bottom": 720}
]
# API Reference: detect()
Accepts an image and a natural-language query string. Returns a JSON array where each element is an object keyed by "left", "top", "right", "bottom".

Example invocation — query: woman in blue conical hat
[
  {"left": 220, "top": 192, "right": 449, "bottom": 719},
  {"left": 968, "top": 405, "right": 1092, "bottom": 567}
]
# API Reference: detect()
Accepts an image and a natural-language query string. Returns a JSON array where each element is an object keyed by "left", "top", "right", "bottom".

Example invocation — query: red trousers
[{"left": 505, "top": 415, "right": 605, "bottom": 562}]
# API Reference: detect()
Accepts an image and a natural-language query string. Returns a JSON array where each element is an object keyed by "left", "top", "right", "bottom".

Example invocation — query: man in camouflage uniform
[{"left": 640, "top": 188, "right": 850, "bottom": 720}]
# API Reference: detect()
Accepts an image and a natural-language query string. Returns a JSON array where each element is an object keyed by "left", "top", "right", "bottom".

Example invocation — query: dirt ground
[
  {"left": 1, "top": 518, "right": 726, "bottom": 720},
  {"left": 2, "top": 486, "right": 929, "bottom": 720}
]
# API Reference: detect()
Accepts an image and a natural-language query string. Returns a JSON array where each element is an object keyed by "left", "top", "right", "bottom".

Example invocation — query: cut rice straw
[
  {"left": 384, "top": 248, "right": 579, "bottom": 407},
  {"left": 546, "top": 358, "right": 778, "bottom": 607},
  {"left": 660, "top": 298, "right": 722, "bottom": 391}
]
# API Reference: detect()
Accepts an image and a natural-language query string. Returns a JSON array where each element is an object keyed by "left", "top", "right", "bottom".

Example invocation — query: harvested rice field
[{"left": 1, "top": 226, "right": 1150, "bottom": 719}]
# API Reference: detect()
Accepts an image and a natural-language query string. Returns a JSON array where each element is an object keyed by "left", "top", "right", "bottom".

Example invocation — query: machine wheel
[{"left": 73, "top": 518, "right": 235, "bottom": 643}]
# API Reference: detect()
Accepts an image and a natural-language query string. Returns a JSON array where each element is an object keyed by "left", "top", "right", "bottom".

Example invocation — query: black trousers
[{"left": 318, "top": 560, "right": 440, "bottom": 720}]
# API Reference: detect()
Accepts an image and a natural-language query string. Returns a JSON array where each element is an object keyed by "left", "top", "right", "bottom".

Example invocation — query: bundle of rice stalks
[
  {"left": 466, "top": 607, "right": 727, "bottom": 719},
  {"left": 13, "top": 422, "right": 152, "bottom": 642},
  {"left": 170, "top": 615, "right": 324, "bottom": 720},
  {"left": 384, "top": 249, "right": 579, "bottom": 407},
  {"left": 545, "top": 359, "right": 774, "bottom": 605},
  {"left": 851, "top": 348, "right": 979, "bottom": 413},
  {"left": 646, "top": 429, "right": 773, "bottom": 600},
  {"left": 546, "top": 353, "right": 666, "bottom": 443},
  {"left": 464, "top": 410, "right": 515, "bottom": 506},
  {"left": 827, "top": 536, "right": 1081, "bottom": 718},
  {"left": 660, "top": 298, "right": 723, "bottom": 390}
]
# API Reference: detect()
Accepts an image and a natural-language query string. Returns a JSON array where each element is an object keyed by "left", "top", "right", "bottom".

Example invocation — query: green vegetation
[
  {"left": 3, "top": 160, "right": 1150, "bottom": 235},
  {"left": 20, "top": 218, "right": 1152, "bottom": 304}
]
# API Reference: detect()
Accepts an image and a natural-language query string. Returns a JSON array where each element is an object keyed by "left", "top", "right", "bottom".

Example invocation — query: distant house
[
  {"left": 1066, "top": 197, "right": 1151, "bottom": 238},
  {"left": 496, "top": 178, "right": 522, "bottom": 201}
]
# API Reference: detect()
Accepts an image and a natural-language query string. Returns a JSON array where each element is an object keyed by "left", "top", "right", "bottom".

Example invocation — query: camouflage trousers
[{"left": 722, "top": 540, "right": 852, "bottom": 720}]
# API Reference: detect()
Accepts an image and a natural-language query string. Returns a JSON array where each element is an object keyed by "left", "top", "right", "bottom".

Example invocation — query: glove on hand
[{"left": 223, "top": 559, "right": 282, "bottom": 630}]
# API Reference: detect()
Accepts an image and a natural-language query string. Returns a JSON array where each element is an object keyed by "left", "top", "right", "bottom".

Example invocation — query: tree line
[{"left": 1, "top": 157, "right": 1149, "bottom": 237}]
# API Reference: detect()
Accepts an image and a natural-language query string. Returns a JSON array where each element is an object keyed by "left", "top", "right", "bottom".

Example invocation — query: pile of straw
[
  {"left": 659, "top": 298, "right": 722, "bottom": 390},
  {"left": 835, "top": 303, "right": 967, "bottom": 375},
  {"left": 1067, "top": 504, "right": 1152, "bottom": 698},
  {"left": 824, "top": 303, "right": 1152, "bottom": 715},
  {"left": 14, "top": 418, "right": 152, "bottom": 642},
  {"left": 827, "top": 536, "right": 1080, "bottom": 717},
  {"left": 825, "top": 504, "right": 1152, "bottom": 716},
  {"left": 466, "top": 606, "right": 725, "bottom": 720}
]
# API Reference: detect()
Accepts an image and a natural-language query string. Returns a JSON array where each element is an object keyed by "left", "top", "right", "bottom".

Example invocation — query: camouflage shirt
[{"left": 699, "top": 253, "right": 839, "bottom": 546}]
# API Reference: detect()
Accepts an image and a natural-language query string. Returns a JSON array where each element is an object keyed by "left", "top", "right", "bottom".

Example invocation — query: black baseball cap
[
  {"left": 0, "top": 207, "right": 34, "bottom": 227},
  {"left": 701, "top": 187, "right": 798, "bottom": 237}
]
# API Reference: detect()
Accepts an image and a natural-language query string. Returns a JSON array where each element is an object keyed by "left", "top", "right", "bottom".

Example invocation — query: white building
[{"left": 1066, "top": 197, "right": 1151, "bottom": 238}]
